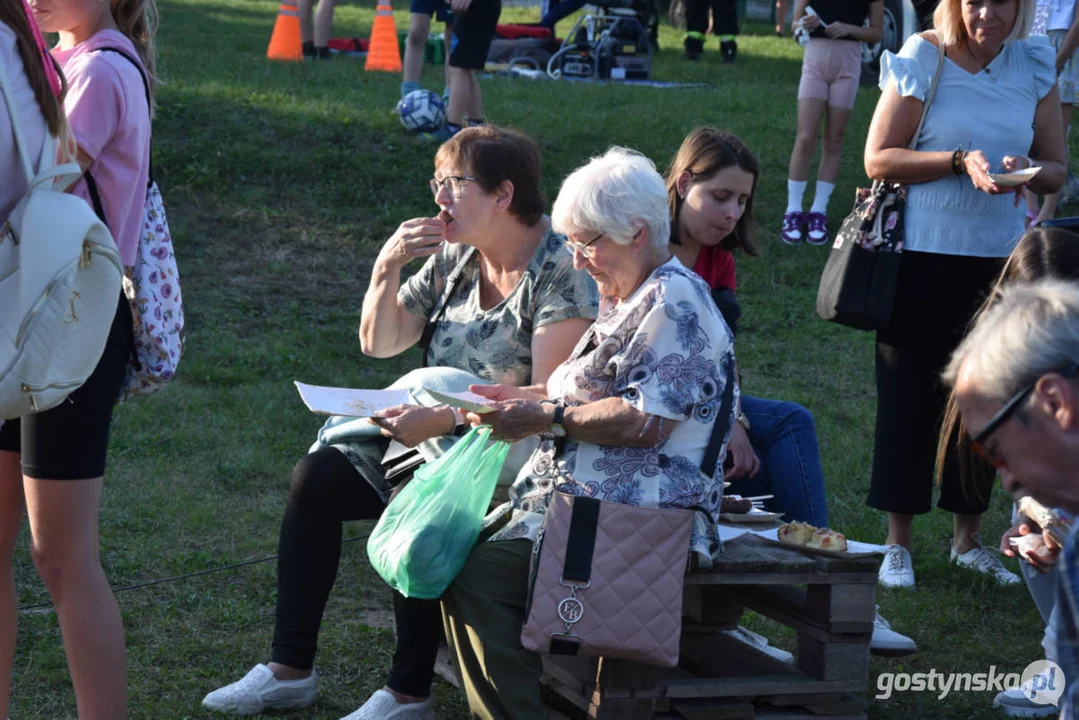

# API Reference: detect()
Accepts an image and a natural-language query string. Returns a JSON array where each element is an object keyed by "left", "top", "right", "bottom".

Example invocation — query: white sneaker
[
  {"left": 724, "top": 626, "right": 794, "bottom": 664},
  {"left": 993, "top": 671, "right": 1060, "bottom": 717},
  {"left": 201, "top": 664, "right": 318, "bottom": 715},
  {"left": 340, "top": 689, "right": 437, "bottom": 720},
  {"left": 870, "top": 607, "right": 917, "bottom": 656},
  {"left": 951, "top": 537, "right": 1021, "bottom": 585},
  {"left": 878, "top": 544, "right": 915, "bottom": 588}
]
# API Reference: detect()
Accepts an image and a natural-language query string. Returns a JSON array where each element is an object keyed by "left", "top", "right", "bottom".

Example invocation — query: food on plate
[
  {"left": 777, "top": 521, "right": 815, "bottom": 546},
  {"left": 778, "top": 521, "right": 848, "bottom": 551},
  {"left": 720, "top": 496, "right": 753, "bottom": 514},
  {"left": 805, "top": 528, "right": 848, "bottom": 552}
]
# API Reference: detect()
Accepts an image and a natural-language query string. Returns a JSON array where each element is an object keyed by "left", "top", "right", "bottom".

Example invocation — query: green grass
[{"left": 8, "top": 2, "right": 1074, "bottom": 717}]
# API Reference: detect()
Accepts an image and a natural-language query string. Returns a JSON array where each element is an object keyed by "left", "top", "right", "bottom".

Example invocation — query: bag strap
[
  {"left": 83, "top": 47, "right": 154, "bottom": 227},
  {"left": 419, "top": 246, "right": 477, "bottom": 367},
  {"left": 562, "top": 495, "right": 601, "bottom": 584},
  {"left": 93, "top": 47, "right": 154, "bottom": 186},
  {"left": 699, "top": 351, "right": 737, "bottom": 480},
  {"left": 907, "top": 32, "right": 947, "bottom": 152},
  {"left": 0, "top": 52, "right": 46, "bottom": 185}
]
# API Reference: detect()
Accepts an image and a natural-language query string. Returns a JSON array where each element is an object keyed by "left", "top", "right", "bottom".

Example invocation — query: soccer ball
[{"left": 396, "top": 89, "right": 446, "bottom": 133}]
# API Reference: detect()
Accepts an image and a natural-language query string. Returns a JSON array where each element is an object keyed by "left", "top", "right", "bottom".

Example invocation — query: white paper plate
[
  {"left": 988, "top": 166, "right": 1041, "bottom": 187},
  {"left": 719, "top": 508, "right": 784, "bottom": 523},
  {"left": 423, "top": 388, "right": 496, "bottom": 414}
]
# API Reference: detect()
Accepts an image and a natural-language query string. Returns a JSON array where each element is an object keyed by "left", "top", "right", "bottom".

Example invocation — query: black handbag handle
[{"left": 419, "top": 246, "right": 476, "bottom": 367}]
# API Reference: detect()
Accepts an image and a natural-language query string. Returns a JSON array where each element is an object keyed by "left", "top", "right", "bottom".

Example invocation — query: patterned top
[
  {"left": 880, "top": 35, "right": 1056, "bottom": 258},
  {"left": 485, "top": 258, "right": 736, "bottom": 561},
  {"left": 399, "top": 229, "right": 599, "bottom": 385},
  {"left": 1054, "top": 522, "right": 1079, "bottom": 717}
]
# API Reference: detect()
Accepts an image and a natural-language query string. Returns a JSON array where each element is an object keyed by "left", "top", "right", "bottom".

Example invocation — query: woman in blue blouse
[{"left": 864, "top": 0, "right": 1067, "bottom": 590}]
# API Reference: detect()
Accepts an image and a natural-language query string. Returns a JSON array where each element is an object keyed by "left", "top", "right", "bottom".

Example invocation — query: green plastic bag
[{"left": 367, "top": 426, "right": 510, "bottom": 599}]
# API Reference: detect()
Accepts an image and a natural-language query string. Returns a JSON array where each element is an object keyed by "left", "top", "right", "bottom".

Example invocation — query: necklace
[{"left": 963, "top": 40, "right": 998, "bottom": 74}]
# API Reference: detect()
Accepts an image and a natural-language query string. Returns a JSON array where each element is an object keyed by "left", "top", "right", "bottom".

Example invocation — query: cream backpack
[{"left": 0, "top": 59, "right": 123, "bottom": 419}]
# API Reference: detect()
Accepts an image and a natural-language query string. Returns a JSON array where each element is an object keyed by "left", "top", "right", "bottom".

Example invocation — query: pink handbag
[{"left": 519, "top": 491, "right": 695, "bottom": 666}]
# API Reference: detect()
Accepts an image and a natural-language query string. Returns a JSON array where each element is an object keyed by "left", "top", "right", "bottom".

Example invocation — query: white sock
[
  {"left": 786, "top": 179, "right": 807, "bottom": 214},
  {"left": 810, "top": 181, "right": 835, "bottom": 215}
]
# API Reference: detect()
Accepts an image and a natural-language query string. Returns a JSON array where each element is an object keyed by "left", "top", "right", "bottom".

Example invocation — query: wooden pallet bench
[{"left": 435, "top": 531, "right": 880, "bottom": 719}]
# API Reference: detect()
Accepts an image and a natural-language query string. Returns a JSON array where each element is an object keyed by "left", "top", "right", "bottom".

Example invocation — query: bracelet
[{"left": 951, "top": 148, "right": 965, "bottom": 176}]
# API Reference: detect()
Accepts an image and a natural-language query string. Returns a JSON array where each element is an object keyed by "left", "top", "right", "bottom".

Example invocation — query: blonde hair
[
  {"left": 932, "top": 0, "right": 1034, "bottom": 47},
  {"left": 111, "top": 0, "right": 159, "bottom": 110}
]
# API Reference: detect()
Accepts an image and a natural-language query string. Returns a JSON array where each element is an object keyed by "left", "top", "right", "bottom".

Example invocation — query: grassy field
[{"left": 8, "top": 1, "right": 1072, "bottom": 717}]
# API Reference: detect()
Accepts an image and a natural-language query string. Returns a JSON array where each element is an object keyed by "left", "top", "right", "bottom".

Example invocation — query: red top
[{"left": 692, "top": 244, "right": 736, "bottom": 291}]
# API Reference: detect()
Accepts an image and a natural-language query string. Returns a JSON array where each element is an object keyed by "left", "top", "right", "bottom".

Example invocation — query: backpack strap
[
  {"left": 419, "top": 246, "right": 477, "bottom": 367},
  {"left": 82, "top": 46, "right": 153, "bottom": 227},
  {"left": 93, "top": 47, "right": 154, "bottom": 186}
]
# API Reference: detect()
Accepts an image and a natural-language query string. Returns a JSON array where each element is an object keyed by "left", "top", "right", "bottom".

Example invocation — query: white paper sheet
[{"left": 294, "top": 382, "right": 412, "bottom": 417}]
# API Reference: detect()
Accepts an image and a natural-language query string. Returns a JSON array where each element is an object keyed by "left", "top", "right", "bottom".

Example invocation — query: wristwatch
[
  {"left": 737, "top": 411, "right": 751, "bottom": 431},
  {"left": 543, "top": 400, "right": 567, "bottom": 438}
]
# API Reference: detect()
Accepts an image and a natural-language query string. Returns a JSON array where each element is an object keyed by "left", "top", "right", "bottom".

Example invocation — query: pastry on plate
[
  {"left": 778, "top": 521, "right": 815, "bottom": 546},
  {"left": 805, "top": 527, "right": 847, "bottom": 552}
]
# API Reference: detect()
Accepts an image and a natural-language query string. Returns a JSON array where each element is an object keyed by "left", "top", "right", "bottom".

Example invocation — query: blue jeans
[{"left": 726, "top": 395, "right": 828, "bottom": 526}]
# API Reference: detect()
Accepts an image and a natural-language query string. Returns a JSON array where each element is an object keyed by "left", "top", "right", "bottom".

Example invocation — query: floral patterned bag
[
  {"left": 86, "top": 48, "right": 184, "bottom": 401},
  {"left": 816, "top": 37, "right": 945, "bottom": 331}
]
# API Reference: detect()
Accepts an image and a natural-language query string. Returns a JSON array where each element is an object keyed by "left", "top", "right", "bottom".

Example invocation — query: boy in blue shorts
[{"left": 402, "top": 0, "right": 453, "bottom": 100}]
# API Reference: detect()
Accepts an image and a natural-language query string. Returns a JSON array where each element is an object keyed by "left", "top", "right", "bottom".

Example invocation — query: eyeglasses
[
  {"left": 568, "top": 232, "right": 603, "bottom": 258},
  {"left": 969, "top": 363, "right": 1079, "bottom": 468},
  {"left": 429, "top": 175, "right": 479, "bottom": 199}
]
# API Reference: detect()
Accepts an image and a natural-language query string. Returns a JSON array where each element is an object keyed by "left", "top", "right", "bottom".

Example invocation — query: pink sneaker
[
  {"left": 805, "top": 211, "right": 829, "bottom": 246},
  {"left": 781, "top": 212, "right": 804, "bottom": 245}
]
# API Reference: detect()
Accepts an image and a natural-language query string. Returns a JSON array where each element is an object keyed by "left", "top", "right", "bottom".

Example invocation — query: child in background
[
  {"left": 776, "top": 0, "right": 788, "bottom": 35},
  {"left": 442, "top": 0, "right": 501, "bottom": 138},
  {"left": 401, "top": 0, "right": 452, "bottom": 102},
  {"left": 683, "top": 0, "right": 739, "bottom": 62},
  {"left": 299, "top": 0, "right": 335, "bottom": 58},
  {"left": 782, "top": 0, "right": 882, "bottom": 246},
  {"left": 1025, "top": 0, "right": 1079, "bottom": 226}
]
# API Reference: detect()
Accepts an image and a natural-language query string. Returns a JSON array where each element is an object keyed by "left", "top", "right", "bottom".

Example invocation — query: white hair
[
  {"left": 944, "top": 279, "right": 1079, "bottom": 401},
  {"left": 550, "top": 146, "right": 670, "bottom": 249}
]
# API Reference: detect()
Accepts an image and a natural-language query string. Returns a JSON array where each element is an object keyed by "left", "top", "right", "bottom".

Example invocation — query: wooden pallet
[
  {"left": 538, "top": 533, "right": 878, "bottom": 719},
  {"left": 433, "top": 532, "right": 879, "bottom": 719}
]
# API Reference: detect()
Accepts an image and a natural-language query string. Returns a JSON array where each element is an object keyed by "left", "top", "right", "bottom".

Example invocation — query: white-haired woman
[
  {"left": 437, "top": 148, "right": 736, "bottom": 719},
  {"left": 864, "top": 0, "right": 1067, "bottom": 590}
]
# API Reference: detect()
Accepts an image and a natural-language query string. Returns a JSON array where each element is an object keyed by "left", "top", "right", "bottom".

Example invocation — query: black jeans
[
  {"left": 271, "top": 446, "right": 442, "bottom": 698},
  {"left": 685, "top": 0, "right": 738, "bottom": 37}
]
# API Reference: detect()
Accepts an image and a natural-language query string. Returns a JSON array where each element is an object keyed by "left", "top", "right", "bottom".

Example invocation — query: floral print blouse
[{"left": 485, "top": 258, "right": 736, "bottom": 561}]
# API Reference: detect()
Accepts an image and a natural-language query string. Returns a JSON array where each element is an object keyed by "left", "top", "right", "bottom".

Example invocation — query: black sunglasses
[{"left": 970, "top": 363, "right": 1079, "bottom": 466}]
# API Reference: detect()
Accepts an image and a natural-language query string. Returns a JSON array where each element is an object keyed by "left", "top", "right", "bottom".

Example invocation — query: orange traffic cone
[
  {"left": 267, "top": 0, "right": 303, "bottom": 61},
  {"left": 365, "top": 1, "right": 403, "bottom": 72}
]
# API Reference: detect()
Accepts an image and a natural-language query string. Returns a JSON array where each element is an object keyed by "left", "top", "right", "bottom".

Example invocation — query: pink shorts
[{"left": 798, "top": 37, "right": 863, "bottom": 110}]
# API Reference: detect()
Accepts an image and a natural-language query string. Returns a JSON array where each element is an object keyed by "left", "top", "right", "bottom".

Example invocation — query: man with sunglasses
[{"left": 946, "top": 278, "right": 1079, "bottom": 717}]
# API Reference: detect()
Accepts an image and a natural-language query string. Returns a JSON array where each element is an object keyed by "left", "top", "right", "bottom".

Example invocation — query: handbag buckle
[{"left": 556, "top": 578, "right": 589, "bottom": 629}]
